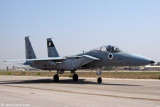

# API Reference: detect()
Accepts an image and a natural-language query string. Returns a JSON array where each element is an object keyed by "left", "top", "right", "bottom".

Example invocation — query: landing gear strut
[
  {"left": 53, "top": 74, "right": 59, "bottom": 82},
  {"left": 73, "top": 73, "right": 78, "bottom": 81},
  {"left": 96, "top": 68, "right": 102, "bottom": 83}
]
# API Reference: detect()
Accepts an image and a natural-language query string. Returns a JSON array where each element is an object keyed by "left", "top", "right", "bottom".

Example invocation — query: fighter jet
[{"left": 5, "top": 37, "right": 155, "bottom": 83}]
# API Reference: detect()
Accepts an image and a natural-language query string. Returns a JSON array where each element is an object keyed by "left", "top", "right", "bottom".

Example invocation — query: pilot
[{"left": 107, "top": 45, "right": 113, "bottom": 52}]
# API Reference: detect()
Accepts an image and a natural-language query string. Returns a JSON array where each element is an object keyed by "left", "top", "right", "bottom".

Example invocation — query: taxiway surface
[{"left": 0, "top": 75, "right": 160, "bottom": 107}]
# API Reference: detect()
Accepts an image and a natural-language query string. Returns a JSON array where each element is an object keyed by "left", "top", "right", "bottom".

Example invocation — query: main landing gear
[
  {"left": 73, "top": 73, "right": 78, "bottom": 81},
  {"left": 53, "top": 70, "right": 79, "bottom": 82},
  {"left": 53, "top": 70, "right": 65, "bottom": 82},
  {"left": 96, "top": 69, "right": 102, "bottom": 83},
  {"left": 53, "top": 74, "right": 59, "bottom": 82},
  {"left": 71, "top": 70, "right": 78, "bottom": 81}
]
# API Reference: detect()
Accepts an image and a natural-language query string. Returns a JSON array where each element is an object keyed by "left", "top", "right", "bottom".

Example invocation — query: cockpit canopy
[{"left": 92, "top": 45, "right": 122, "bottom": 52}]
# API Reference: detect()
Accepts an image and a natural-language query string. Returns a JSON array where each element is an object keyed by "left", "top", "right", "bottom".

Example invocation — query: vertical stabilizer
[
  {"left": 47, "top": 38, "right": 59, "bottom": 57},
  {"left": 25, "top": 36, "right": 36, "bottom": 59}
]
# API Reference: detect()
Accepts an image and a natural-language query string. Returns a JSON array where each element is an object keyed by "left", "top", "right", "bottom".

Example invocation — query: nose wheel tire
[
  {"left": 73, "top": 74, "right": 78, "bottom": 81},
  {"left": 97, "top": 77, "right": 102, "bottom": 83},
  {"left": 54, "top": 74, "right": 59, "bottom": 82}
]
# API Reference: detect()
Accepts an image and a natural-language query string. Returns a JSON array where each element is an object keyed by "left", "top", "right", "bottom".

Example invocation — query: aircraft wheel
[
  {"left": 73, "top": 74, "right": 78, "bottom": 81},
  {"left": 54, "top": 74, "right": 59, "bottom": 82},
  {"left": 97, "top": 77, "right": 102, "bottom": 83}
]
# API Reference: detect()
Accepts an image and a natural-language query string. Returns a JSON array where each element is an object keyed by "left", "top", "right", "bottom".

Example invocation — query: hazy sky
[{"left": 0, "top": 0, "right": 160, "bottom": 69}]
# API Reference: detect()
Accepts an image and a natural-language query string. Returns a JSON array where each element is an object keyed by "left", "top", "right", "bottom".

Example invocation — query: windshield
[{"left": 92, "top": 45, "right": 122, "bottom": 52}]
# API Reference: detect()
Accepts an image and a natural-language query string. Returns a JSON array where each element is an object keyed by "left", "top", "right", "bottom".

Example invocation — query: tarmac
[{"left": 0, "top": 75, "right": 160, "bottom": 107}]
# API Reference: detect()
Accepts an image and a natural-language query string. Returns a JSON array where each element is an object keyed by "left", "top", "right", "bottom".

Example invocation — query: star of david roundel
[{"left": 108, "top": 53, "right": 113, "bottom": 60}]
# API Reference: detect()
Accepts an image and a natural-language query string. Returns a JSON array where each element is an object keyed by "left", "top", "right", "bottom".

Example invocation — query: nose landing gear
[
  {"left": 97, "top": 77, "right": 102, "bottom": 83},
  {"left": 96, "top": 68, "right": 102, "bottom": 83}
]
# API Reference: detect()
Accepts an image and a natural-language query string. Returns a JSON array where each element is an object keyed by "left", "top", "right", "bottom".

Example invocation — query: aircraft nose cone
[
  {"left": 138, "top": 58, "right": 151, "bottom": 65},
  {"left": 150, "top": 60, "right": 155, "bottom": 64},
  {"left": 126, "top": 53, "right": 154, "bottom": 66}
]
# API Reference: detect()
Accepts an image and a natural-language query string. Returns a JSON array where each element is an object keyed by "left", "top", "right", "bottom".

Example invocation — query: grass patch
[
  {"left": 37, "top": 72, "right": 41, "bottom": 76},
  {"left": 7, "top": 72, "right": 12, "bottom": 75},
  {"left": 21, "top": 72, "right": 26, "bottom": 75},
  {"left": 68, "top": 74, "right": 72, "bottom": 78}
]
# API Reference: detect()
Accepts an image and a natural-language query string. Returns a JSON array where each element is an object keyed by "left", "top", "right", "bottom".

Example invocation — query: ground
[{"left": 0, "top": 75, "right": 160, "bottom": 107}]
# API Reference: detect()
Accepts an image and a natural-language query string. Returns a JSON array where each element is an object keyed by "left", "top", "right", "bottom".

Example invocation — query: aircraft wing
[
  {"left": 79, "top": 55, "right": 100, "bottom": 67},
  {"left": 65, "top": 55, "right": 100, "bottom": 69},
  {"left": 5, "top": 55, "right": 100, "bottom": 68},
  {"left": 5, "top": 57, "right": 65, "bottom": 62},
  {"left": 5, "top": 55, "right": 99, "bottom": 62},
  {"left": 65, "top": 55, "right": 99, "bottom": 60}
]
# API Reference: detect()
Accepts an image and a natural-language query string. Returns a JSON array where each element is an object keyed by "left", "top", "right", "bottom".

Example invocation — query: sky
[{"left": 0, "top": 0, "right": 160, "bottom": 69}]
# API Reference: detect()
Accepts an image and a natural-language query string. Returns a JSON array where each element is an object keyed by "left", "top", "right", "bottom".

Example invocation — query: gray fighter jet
[{"left": 6, "top": 37, "right": 155, "bottom": 83}]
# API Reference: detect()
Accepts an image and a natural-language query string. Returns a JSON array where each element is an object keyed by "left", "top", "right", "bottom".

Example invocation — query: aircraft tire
[
  {"left": 54, "top": 74, "right": 59, "bottom": 82},
  {"left": 73, "top": 74, "right": 78, "bottom": 81},
  {"left": 97, "top": 77, "right": 102, "bottom": 83}
]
